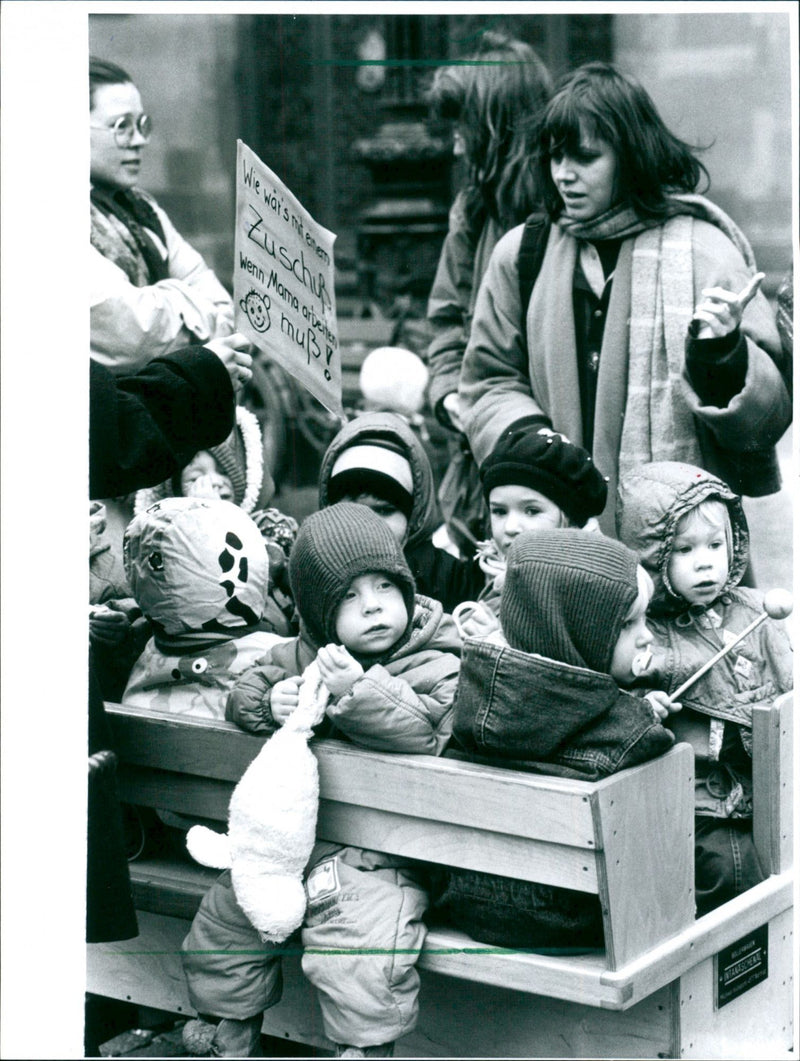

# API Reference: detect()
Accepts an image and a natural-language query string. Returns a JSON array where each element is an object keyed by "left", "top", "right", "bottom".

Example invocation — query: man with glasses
[{"left": 90, "top": 57, "right": 235, "bottom": 374}]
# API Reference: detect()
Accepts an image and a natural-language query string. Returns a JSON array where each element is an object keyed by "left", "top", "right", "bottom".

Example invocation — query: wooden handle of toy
[{"left": 668, "top": 611, "right": 768, "bottom": 703}]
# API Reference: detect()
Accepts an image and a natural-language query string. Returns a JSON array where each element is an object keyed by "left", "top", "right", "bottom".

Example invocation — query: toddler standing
[
  {"left": 182, "top": 502, "right": 461, "bottom": 1058},
  {"left": 618, "top": 461, "right": 793, "bottom": 915}
]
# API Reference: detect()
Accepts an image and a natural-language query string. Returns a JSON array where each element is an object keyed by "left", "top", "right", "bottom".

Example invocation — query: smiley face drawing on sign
[{"left": 240, "top": 289, "right": 271, "bottom": 333}]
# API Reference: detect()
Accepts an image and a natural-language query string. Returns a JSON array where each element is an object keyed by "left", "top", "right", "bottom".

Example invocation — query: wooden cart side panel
[
  {"left": 591, "top": 742, "right": 695, "bottom": 970},
  {"left": 107, "top": 704, "right": 598, "bottom": 846},
  {"left": 752, "top": 692, "right": 794, "bottom": 876}
]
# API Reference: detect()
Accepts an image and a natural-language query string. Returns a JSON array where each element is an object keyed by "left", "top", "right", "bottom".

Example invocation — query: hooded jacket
[
  {"left": 452, "top": 633, "right": 673, "bottom": 780},
  {"left": 227, "top": 594, "right": 461, "bottom": 756},
  {"left": 436, "top": 530, "right": 673, "bottom": 951},
  {"left": 617, "top": 461, "right": 793, "bottom": 817},
  {"left": 318, "top": 412, "right": 484, "bottom": 613},
  {"left": 454, "top": 529, "right": 674, "bottom": 779}
]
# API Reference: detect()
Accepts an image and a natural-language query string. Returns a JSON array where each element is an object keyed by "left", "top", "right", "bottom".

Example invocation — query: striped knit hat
[
  {"left": 326, "top": 437, "right": 415, "bottom": 518},
  {"left": 289, "top": 502, "right": 416, "bottom": 650},
  {"left": 500, "top": 529, "right": 639, "bottom": 673}
]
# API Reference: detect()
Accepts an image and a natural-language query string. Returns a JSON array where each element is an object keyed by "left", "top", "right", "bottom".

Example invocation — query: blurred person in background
[
  {"left": 90, "top": 57, "right": 235, "bottom": 373},
  {"left": 425, "top": 33, "right": 553, "bottom": 557}
]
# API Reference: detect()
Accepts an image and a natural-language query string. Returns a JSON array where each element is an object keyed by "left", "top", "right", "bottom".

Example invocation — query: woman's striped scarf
[{"left": 554, "top": 194, "right": 757, "bottom": 481}]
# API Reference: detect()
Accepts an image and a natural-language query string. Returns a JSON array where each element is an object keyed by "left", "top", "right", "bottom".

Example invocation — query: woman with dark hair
[
  {"left": 425, "top": 33, "right": 552, "bottom": 555},
  {"left": 460, "top": 62, "right": 790, "bottom": 538},
  {"left": 90, "top": 57, "right": 235, "bottom": 373}
]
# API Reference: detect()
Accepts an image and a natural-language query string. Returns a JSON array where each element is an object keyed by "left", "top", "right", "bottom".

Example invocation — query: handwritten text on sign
[{"left": 234, "top": 140, "right": 341, "bottom": 417}]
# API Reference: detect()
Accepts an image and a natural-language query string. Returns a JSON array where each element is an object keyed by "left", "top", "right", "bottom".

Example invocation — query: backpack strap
[{"left": 517, "top": 213, "right": 550, "bottom": 334}]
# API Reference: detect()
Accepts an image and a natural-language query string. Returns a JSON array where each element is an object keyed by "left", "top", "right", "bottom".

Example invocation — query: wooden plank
[
  {"left": 592, "top": 742, "right": 695, "bottom": 969},
  {"left": 602, "top": 871, "right": 793, "bottom": 1008},
  {"left": 418, "top": 929, "right": 620, "bottom": 1008},
  {"left": 316, "top": 746, "right": 597, "bottom": 848},
  {"left": 107, "top": 703, "right": 599, "bottom": 847},
  {"left": 317, "top": 802, "right": 599, "bottom": 893},
  {"left": 120, "top": 784, "right": 600, "bottom": 894},
  {"left": 107, "top": 705, "right": 262, "bottom": 779},
  {"left": 675, "top": 907, "right": 794, "bottom": 1059},
  {"left": 401, "top": 974, "right": 675, "bottom": 1058},
  {"left": 752, "top": 692, "right": 793, "bottom": 875},
  {"left": 117, "top": 764, "right": 232, "bottom": 823},
  {"left": 87, "top": 913, "right": 671, "bottom": 1056},
  {"left": 129, "top": 858, "right": 220, "bottom": 920}
]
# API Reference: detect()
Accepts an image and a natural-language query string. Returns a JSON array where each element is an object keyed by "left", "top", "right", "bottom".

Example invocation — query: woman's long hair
[
  {"left": 427, "top": 32, "right": 552, "bottom": 231},
  {"left": 89, "top": 56, "right": 134, "bottom": 109},
  {"left": 538, "top": 62, "right": 710, "bottom": 221}
]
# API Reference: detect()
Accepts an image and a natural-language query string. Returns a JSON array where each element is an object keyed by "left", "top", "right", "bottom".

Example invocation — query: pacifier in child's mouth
[{"left": 631, "top": 648, "right": 653, "bottom": 678}]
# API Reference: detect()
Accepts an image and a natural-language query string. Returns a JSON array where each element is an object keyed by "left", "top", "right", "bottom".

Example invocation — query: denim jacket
[
  {"left": 452, "top": 633, "right": 674, "bottom": 780},
  {"left": 430, "top": 634, "right": 673, "bottom": 950}
]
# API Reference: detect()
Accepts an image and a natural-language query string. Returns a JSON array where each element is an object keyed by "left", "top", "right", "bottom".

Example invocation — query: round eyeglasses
[{"left": 91, "top": 112, "right": 153, "bottom": 148}]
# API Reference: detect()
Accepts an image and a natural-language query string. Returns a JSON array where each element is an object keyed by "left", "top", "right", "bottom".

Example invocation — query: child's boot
[
  {"left": 183, "top": 1014, "right": 263, "bottom": 1058},
  {"left": 334, "top": 1044, "right": 395, "bottom": 1059}
]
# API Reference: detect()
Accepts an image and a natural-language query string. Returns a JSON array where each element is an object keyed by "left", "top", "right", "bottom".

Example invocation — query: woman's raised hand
[{"left": 691, "top": 272, "right": 765, "bottom": 339}]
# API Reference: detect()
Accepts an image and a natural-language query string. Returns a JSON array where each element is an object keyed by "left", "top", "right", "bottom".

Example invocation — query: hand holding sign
[
  {"left": 691, "top": 272, "right": 765, "bottom": 340},
  {"left": 205, "top": 333, "right": 253, "bottom": 398},
  {"left": 233, "top": 142, "right": 342, "bottom": 418}
]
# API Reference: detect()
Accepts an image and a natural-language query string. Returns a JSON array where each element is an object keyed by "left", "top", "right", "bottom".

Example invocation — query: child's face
[
  {"left": 668, "top": 507, "right": 730, "bottom": 607},
  {"left": 181, "top": 452, "right": 235, "bottom": 502},
  {"left": 345, "top": 493, "right": 409, "bottom": 545},
  {"left": 335, "top": 573, "right": 408, "bottom": 656},
  {"left": 489, "top": 485, "right": 566, "bottom": 556},
  {"left": 610, "top": 566, "right": 655, "bottom": 687}
]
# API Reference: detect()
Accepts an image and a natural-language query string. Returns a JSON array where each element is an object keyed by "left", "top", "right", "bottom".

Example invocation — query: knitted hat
[
  {"left": 327, "top": 438, "right": 414, "bottom": 518},
  {"left": 288, "top": 501, "right": 415, "bottom": 649},
  {"left": 134, "top": 406, "right": 264, "bottom": 515},
  {"left": 480, "top": 426, "right": 608, "bottom": 527},
  {"left": 500, "top": 529, "right": 639, "bottom": 673},
  {"left": 123, "top": 496, "right": 269, "bottom": 634}
]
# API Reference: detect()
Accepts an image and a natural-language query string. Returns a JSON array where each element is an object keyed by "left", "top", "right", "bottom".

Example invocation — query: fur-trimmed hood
[{"left": 616, "top": 461, "right": 749, "bottom": 615}]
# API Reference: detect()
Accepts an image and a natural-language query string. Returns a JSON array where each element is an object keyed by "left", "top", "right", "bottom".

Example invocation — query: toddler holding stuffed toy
[{"left": 181, "top": 502, "right": 461, "bottom": 1059}]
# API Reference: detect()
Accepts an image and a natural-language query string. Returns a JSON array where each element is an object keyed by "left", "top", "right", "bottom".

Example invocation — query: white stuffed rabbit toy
[{"left": 186, "top": 659, "right": 329, "bottom": 942}]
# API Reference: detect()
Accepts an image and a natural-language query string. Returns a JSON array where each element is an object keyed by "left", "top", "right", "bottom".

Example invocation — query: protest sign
[{"left": 234, "top": 140, "right": 342, "bottom": 417}]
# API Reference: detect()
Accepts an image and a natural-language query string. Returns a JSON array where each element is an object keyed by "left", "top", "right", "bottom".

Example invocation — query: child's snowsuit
[
  {"left": 617, "top": 461, "right": 793, "bottom": 915},
  {"left": 182, "top": 502, "right": 462, "bottom": 1048},
  {"left": 433, "top": 529, "right": 675, "bottom": 948}
]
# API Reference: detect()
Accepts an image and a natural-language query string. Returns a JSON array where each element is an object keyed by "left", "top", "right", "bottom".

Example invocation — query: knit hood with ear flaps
[
  {"left": 288, "top": 502, "right": 417, "bottom": 653},
  {"left": 500, "top": 529, "right": 640, "bottom": 674},
  {"left": 616, "top": 461, "right": 748, "bottom": 617},
  {"left": 318, "top": 412, "right": 438, "bottom": 552}
]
